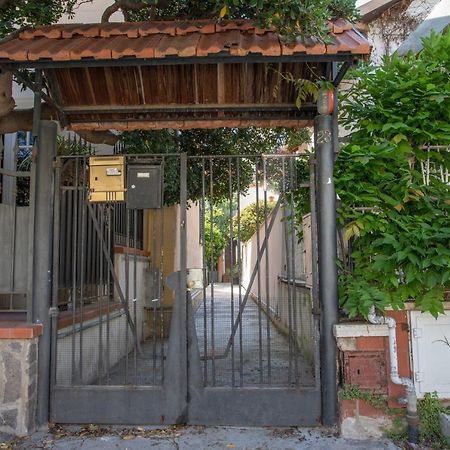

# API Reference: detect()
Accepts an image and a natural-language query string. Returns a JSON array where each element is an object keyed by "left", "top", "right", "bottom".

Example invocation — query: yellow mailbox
[{"left": 89, "top": 156, "right": 125, "bottom": 202}]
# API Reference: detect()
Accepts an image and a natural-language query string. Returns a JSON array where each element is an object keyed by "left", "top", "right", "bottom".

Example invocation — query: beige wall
[
  {"left": 145, "top": 202, "right": 203, "bottom": 306},
  {"left": 240, "top": 207, "right": 316, "bottom": 363}
]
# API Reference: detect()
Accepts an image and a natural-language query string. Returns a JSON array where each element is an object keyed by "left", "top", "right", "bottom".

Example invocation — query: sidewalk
[{"left": 1, "top": 425, "right": 401, "bottom": 450}]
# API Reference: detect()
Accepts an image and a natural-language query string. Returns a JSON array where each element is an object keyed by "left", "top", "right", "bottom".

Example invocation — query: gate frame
[
  {"left": 26, "top": 68, "right": 342, "bottom": 429},
  {"left": 32, "top": 112, "right": 340, "bottom": 427}
]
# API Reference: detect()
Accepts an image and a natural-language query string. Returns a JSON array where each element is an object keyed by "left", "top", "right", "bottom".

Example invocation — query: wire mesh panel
[
  {"left": 53, "top": 155, "right": 180, "bottom": 388},
  {"left": 0, "top": 135, "right": 33, "bottom": 316},
  {"left": 190, "top": 154, "right": 319, "bottom": 389}
]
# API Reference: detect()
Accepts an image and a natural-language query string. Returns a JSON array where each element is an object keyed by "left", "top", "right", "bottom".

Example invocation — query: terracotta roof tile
[
  {"left": 61, "top": 24, "right": 101, "bottom": 38},
  {"left": 175, "top": 20, "right": 216, "bottom": 35},
  {"left": 111, "top": 35, "right": 162, "bottom": 59},
  {"left": 229, "top": 32, "right": 281, "bottom": 57},
  {"left": 99, "top": 22, "right": 139, "bottom": 38},
  {"left": 0, "top": 19, "right": 370, "bottom": 63},
  {"left": 155, "top": 33, "right": 201, "bottom": 58},
  {"left": 20, "top": 25, "right": 62, "bottom": 39},
  {"left": 281, "top": 36, "right": 326, "bottom": 56},
  {"left": 138, "top": 21, "right": 177, "bottom": 36}
]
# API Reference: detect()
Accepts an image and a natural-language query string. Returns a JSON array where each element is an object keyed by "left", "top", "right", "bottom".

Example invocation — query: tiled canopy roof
[
  {"left": 0, "top": 19, "right": 370, "bottom": 62},
  {"left": 0, "top": 19, "right": 370, "bottom": 131}
]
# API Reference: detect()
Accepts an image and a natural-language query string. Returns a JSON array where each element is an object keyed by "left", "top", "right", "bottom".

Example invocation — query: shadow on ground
[{"left": 1, "top": 425, "right": 401, "bottom": 450}]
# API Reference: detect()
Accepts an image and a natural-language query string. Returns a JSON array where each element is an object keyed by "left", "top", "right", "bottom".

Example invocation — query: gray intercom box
[{"left": 126, "top": 165, "right": 162, "bottom": 209}]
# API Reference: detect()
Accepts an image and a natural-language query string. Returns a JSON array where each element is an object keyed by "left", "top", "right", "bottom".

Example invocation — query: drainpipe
[{"left": 368, "top": 305, "right": 419, "bottom": 445}]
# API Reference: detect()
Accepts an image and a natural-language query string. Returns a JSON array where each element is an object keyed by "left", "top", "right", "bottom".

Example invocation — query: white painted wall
[
  {"left": 240, "top": 206, "right": 316, "bottom": 364},
  {"left": 56, "top": 252, "right": 148, "bottom": 385},
  {"left": 363, "top": 0, "right": 441, "bottom": 63}
]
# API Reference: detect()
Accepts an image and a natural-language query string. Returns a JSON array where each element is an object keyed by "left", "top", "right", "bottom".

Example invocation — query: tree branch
[
  {"left": 0, "top": 103, "right": 119, "bottom": 145},
  {"left": 101, "top": 0, "right": 170, "bottom": 22},
  {"left": 0, "top": 103, "right": 57, "bottom": 133},
  {"left": 75, "top": 129, "right": 119, "bottom": 145}
]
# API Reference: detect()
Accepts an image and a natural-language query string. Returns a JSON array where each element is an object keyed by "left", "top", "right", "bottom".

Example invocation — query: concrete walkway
[{"left": 1, "top": 426, "right": 401, "bottom": 450}]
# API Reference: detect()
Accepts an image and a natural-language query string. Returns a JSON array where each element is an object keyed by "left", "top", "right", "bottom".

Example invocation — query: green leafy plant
[
  {"left": 335, "top": 30, "right": 450, "bottom": 318},
  {"left": 204, "top": 214, "right": 227, "bottom": 269},
  {"left": 0, "top": 0, "right": 79, "bottom": 37},
  {"left": 233, "top": 200, "right": 276, "bottom": 243},
  {"left": 418, "top": 392, "right": 448, "bottom": 449},
  {"left": 219, "top": 0, "right": 359, "bottom": 42},
  {"left": 339, "top": 384, "right": 387, "bottom": 411},
  {"left": 120, "top": 128, "right": 286, "bottom": 205}
]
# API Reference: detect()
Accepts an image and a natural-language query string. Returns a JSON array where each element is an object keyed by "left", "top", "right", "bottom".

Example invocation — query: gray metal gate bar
[
  {"left": 315, "top": 113, "right": 339, "bottom": 425},
  {"left": 33, "top": 120, "right": 57, "bottom": 427}
]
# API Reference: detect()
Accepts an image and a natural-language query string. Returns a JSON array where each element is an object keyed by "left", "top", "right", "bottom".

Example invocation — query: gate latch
[{"left": 49, "top": 307, "right": 59, "bottom": 318}]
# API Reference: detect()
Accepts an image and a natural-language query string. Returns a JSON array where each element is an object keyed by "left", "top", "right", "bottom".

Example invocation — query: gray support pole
[
  {"left": 315, "top": 114, "right": 339, "bottom": 426},
  {"left": 32, "top": 120, "right": 57, "bottom": 428}
]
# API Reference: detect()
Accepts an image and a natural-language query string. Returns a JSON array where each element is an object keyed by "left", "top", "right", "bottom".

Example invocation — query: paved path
[
  {"left": 2, "top": 426, "right": 401, "bottom": 450},
  {"left": 105, "top": 283, "right": 315, "bottom": 387},
  {"left": 194, "top": 283, "right": 315, "bottom": 387}
]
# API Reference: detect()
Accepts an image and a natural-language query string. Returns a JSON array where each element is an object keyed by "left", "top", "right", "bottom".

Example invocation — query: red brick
[{"left": 0, "top": 322, "right": 43, "bottom": 339}]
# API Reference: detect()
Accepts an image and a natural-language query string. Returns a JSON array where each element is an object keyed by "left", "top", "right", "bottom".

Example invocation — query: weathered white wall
[
  {"left": 56, "top": 252, "right": 148, "bottom": 385},
  {"left": 240, "top": 207, "right": 315, "bottom": 363}
]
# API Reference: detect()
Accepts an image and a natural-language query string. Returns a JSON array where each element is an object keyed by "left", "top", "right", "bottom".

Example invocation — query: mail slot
[
  {"left": 89, "top": 156, "right": 125, "bottom": 202},
  {"left": 126, "top": 165, "right": 162, "bottom": 209}
]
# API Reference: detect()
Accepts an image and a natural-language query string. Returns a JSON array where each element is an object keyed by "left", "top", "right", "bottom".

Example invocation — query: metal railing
[{"left": 0, "top": 150, "right": 34, "bottom": 315}]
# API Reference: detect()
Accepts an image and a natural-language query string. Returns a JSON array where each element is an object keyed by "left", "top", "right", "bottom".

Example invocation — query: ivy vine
[{"left": 335, "top": 31, "right": 450, "bottom": 318}]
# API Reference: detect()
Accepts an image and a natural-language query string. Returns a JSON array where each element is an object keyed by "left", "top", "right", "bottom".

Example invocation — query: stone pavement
[{"left": 1, "top": 426, "right": 401, "bottom": 450}]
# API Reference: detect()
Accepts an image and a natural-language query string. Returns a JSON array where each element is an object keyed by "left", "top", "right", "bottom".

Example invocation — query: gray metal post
[
  {"left": 315, "top": 114, "right": 339, "bottom": 426},
  {"left": 32, "top": 120, "right": 57, "bottom": 428}
]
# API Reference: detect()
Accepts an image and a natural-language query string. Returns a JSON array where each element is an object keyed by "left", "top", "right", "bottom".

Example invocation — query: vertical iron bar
[
  {"left": 98, "top": 204, "right": 104, "bottom": 384},
  {"left": 159, "top": 158, "right": 166, "bottom": 384},
  {"left": 310, "top": 159, "right": 320, "bottom": 314},
  {"left": 33, "top": 120, "right": 57, "bottom": 427},
  {"left": 50, "top": 158, "right": 61, "bottom": 388},
  {"left": 105, "top": 204, "right": 112, "bottom": 384},
  {"left": 124, "top": 208, "right": 130, "bottom": 384},
  {"left": 79, "top": 157, "right": 87, "bottom": 383},
  {"left": 27, "top": 69, "right": 42, "bottom": 322},
  {"left": 228, "top": 158, "right": 235, "bottom": 387},
  {"left": 236, "top": 158, "right": 244, "bottom": 386},
  {"left": 255, "top": 160, "right": 263, "bottom": 384},
  {"left": 289, "top": 157, "right": 299, "bottom": 384},
  {"left": 179, "top": 152, "right": 188, "bottom": 413},
  {"left": 209, "top": 157, "right": 216, "bottom": 386},
  {"left": 263, "top": 158, "right": 272, "bottom": 384},
  {"left": 282, "top": 157, "right": 293, "bottom": 384},
  {"left": 201, "top": 158, "right": 208, "bottom": 385},
  {"left": 9, "top": 165, "right": 17, "bottom": 310},
  {"left": 71, "top": 162, "right": 79, "bottom": 384},
  {"left": 133, "top": 208, "right": 138, "bottom": 384},
  {"left": 152, "top": 209, "right": 159, "bottom": 384},
  {"left": 316, "top": 112, "right": 339, "bottom": 426}
]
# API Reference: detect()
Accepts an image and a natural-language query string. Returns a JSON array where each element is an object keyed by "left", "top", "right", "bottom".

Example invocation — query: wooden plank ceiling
[{"left": 0, "top": 19, "right": 371, "bottom": 131}]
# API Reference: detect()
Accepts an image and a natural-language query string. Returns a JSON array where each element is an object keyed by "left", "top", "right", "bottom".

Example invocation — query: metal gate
[{"left": 50, "top": 152, "right": 321, "bottom": 426}]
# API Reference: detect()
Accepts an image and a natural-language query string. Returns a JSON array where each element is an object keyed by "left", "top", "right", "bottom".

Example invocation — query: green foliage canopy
[
  {"left": 234, "top": 200, "right": 276, "bottom": 242},
  {"left": 335, "top": 31, "right": 450, "bottom": 319},
  {"left": 0, "top": 0, "right": 358, "bottom": 41},
  {"left": 0, "top": 0, "right": 79, "bottom": 37}
]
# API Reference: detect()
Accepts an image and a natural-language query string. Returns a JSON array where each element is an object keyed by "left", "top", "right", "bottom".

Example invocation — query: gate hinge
[
  {"left": 414, "top": 372, "right": 423, "bottom": 382},
  {"left": 49, "top": 307, "right": 59, "bottom": 318},
  {"left": 413, "top": 328, "right": 422, "bottom": 338}
]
